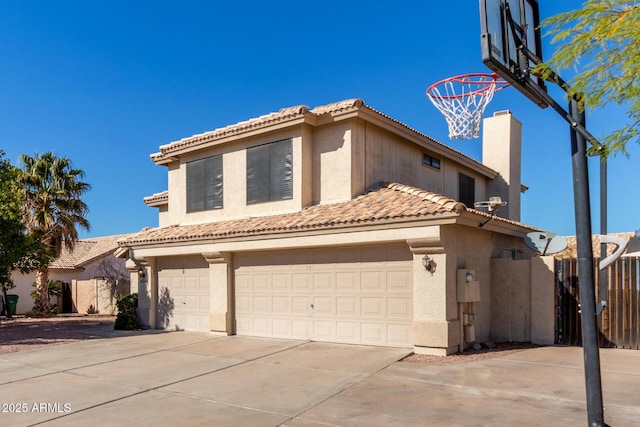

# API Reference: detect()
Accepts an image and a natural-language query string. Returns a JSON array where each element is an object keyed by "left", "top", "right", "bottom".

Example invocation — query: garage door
[
  {"left": 235, "top": 245, "right": 413, "bottom": 347},
  {"left": 157, "top": 256, "right": 210, "bottom": 332}
]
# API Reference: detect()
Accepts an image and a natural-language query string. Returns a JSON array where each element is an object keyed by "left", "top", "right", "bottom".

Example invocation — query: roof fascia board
[{"left": 456, "top": 211, "right": 537, "bottom": 238}]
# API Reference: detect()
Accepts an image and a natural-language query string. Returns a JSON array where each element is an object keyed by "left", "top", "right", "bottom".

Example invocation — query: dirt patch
[
  {"left": 0, "top": 315, "right": 116, "bottom": 355},
  {"left": 401, "top": 342, "right": 541, "bottom": 365}
]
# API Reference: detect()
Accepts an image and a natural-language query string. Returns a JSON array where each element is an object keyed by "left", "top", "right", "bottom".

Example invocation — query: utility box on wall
[{"left": 457, "top": 269, "right": 480, "bottom": 302}]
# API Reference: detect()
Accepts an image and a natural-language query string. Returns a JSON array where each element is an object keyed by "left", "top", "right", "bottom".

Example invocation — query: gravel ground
[
  {"left": 0, "top": 315, "right": 539, "bottom": 363},
  {"left": 0, "top": 314, "right": 116, "bottom": 355},
  {"left": 401, "top": 342, "right": 541, "bottom": 365}
]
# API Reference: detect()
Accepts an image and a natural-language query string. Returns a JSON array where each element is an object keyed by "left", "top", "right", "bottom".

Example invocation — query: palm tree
[{"left": 20, "top": 152, "right": 91, "bottom": 314}]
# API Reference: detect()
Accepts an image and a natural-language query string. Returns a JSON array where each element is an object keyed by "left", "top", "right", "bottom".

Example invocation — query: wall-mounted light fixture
[
  {"left": 422, "top": 254, "right": 436, "bottom": 273},
  {"left": 138, "top": 267, "right": 146, "bottom": 279}
]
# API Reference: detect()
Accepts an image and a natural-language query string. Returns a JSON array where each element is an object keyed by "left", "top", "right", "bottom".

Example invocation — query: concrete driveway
[{"left": 1, "top": 330, "right": 639, "bottom": 426}]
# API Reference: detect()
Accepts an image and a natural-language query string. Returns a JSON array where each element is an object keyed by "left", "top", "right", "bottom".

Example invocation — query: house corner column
[
  {"left": 203, "top": 252, "right": 232, "bottom": 334},
  {"left": 126, "top": 256, "right": 156, "bottom": 329},
  {"left": 408, "top": 237, "right": 460, "bottom": 356}
]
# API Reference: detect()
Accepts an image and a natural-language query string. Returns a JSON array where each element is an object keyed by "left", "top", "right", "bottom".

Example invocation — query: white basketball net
[{"left": 426, "top": 74, "right": 507, "bottom": 140}]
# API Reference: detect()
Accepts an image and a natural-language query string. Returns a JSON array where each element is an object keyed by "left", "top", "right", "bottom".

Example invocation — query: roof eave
[{"left": 120, "top": 213, "right": 461, "bottom": 249}]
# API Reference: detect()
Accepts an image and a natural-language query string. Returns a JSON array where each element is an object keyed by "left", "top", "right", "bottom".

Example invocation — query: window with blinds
[
  {"left": 246, "top": 139, "right": 293, "bottom": 204},
  {"left": 186, "top": 155, "right": 223, "bottom": 213}
]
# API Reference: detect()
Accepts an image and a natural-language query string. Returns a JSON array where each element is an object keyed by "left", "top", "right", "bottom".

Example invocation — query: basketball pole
[{"left": 568, "top": 97, "right": 605, "bottom": 426}]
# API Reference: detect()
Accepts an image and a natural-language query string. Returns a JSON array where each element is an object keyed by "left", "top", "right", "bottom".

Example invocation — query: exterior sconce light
[
  {"left": 138, "top": 267, "right": 146, "bottom": 279},
  {"left": 422, "top": 254, "right": 436, "bottom": 273}
]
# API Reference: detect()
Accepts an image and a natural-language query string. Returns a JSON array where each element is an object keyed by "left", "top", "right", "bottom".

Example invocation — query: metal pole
[
  {"left": 599, "top": 157, "right": 608, "bottom": 314},
  {"left": 569, "top": 98, "right": 605, "bottom": 426}
]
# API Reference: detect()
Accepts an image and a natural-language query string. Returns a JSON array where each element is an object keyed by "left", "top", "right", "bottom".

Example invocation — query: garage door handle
[{"left": 310, "top": 304, "right": 314, "bottom": 309}]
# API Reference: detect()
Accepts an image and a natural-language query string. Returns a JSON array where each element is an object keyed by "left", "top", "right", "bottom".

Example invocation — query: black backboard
[{"left": 479, "top": 0, "right": 548, "bottom": 108}]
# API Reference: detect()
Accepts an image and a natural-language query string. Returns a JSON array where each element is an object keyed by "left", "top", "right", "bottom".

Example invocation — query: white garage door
[
  {"left": 235, "top": 245, "right": 413, "bottom": 348},
  {"left": 157, "top": 256, "right": 210, "bottom": 332}
]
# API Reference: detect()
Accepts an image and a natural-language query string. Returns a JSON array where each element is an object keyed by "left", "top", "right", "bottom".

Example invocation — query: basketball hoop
[{"left": 426, "top": 73, "right": 509, "bottom": 140}]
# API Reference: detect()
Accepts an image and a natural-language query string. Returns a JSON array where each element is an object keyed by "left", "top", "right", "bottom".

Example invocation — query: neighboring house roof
[
  {"left": 556, "top": 232, "right": 638, "bottom": 259},
  {"left": 50, "top": 234, "right": 132, "bottom": 270},
  {"left": 150, "top": 99, "right": 498, "bottom": 179},
  {"left": 121, "top": 182, "right": 531, "bottom": 247}
]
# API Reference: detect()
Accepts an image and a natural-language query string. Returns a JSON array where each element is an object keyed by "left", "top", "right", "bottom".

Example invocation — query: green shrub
[
  {"left": 30, "top": 280, "right": 62, "bottom": 300},
  {"left": 114, "top": 293, "right": 138, "bottom": 330}
]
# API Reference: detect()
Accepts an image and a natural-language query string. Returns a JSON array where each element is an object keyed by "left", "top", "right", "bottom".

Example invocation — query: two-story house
[{"left": 117, "top": 99, "right": 541, "bottom": 355}]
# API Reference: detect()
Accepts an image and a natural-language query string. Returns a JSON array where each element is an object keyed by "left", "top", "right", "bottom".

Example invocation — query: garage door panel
[
  {"left": 253, "top": 296, "right": 271, "bottom": 313},
  {"left": 272, "top": 296, "right": 289, "bottom": 314},
  {"left": 387, "top": 324, "right": 411, "bottom": 347},
  {"left": 361, "top": 272, "right": 384, "bottom": 291},
  {"left": 313, "top": 273, "right": 333, "bottom": 291},
  {"left": 236, "top": 275, "right": 252, "bottom": 291},
  {"left": 157, "top": 257, "right": 210, "bottom": 333},
  {"left": 336, "top": 272, "right": 357, "bottom": 291},
  {"left": 313, "top": 321, "right": 335, "bottom": 341},
  {"left": 361, "top": 297, "right": 385, "bottom": 318},
  {"left": 235, "top": 246, "right": 412, "bottom": 348},
  {"left": 292, "top": 274, "right": 311, "bottom": 291},
  {"left": 252, "top": 318, "right": 271, "bottom": 336},
  {"left": 272, "top": 274, "right": 290, "bottom": 291},
  {"left": 236, "top": 295, "right": 252, "bottom": 313},
  {"left": 336, "top": 297, "right": 359, "bottom": 317},
  {"left": 387, "top": 271, "right": 412, "bottom": 291},
  {"left": 253, "top": 274, "right": 270, "bottom": 291},
  {"left": 361, "top": 323, "right": 385, "bottom": 344},
  {"left": 313, "top": 296, "right": 333, "bottom": 315},
  {"left": 387, "top": 297, "right": 412, "bottom": 319},
  {"left": 336, "top": 322, "right": 360, "bottom": 342},
  {"left": 236, "top": 317, "right": 251, "bottom": 334},
  {"left": 292, "top": 297, "right": 311, "bottom": 314},
  {"left": 292, "top": 319, "right": 311, "bottom": 339}
]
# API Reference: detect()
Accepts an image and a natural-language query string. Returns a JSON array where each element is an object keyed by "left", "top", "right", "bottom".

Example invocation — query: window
[
  {"left": 186, "top": 155, "right": 223, "bottom": 213},
  {"left": 458, "top": 173, "right": 475, "bottom": 208},
  {"left": 422, "top": 153, "right": 441, "bottom": 170},
  {"left": 246, "top": 139, "right": 293, "bottom": 204}
]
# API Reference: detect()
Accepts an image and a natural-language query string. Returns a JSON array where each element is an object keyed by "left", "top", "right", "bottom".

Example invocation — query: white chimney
[{"left": 482, "top": 111, "right": 522, "bottom": 222}]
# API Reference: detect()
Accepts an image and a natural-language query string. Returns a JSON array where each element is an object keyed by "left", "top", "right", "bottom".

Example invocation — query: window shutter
[
  {"left": 187, "top": 159, "right": 205, "bottom": 213},
  {"left": 187, "top": 155, "right": 223, "bottom": 212},
  {"left": 269, "top": 139, "right": 293, "bottom": 201},
  {"left": 204, "top": 155, "right": 223, "bottom": 210},
  {"left": 247, "top": 139, "right": 292, "bottom": 204}
]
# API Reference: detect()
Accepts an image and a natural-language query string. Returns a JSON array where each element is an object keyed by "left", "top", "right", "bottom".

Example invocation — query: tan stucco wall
[
  {"left": 165, "top": 129, "right": 307, "bottom": 226},
  {"left": 531, "top": 256, "right": 555, "bottom": 344},
  {"left": 312, "top": 121, "right": 353, "bottom": 203},
  {"left": 490, "top": 258, "right": 531, "bottom": 342},
  {"left": 489, "top": 254, "right": 555, "bottom": 344}
]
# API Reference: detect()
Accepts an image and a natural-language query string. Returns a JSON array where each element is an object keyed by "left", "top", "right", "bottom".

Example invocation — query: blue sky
[{"left": 1, "top": 1, "right": 637, "bottom": 238}]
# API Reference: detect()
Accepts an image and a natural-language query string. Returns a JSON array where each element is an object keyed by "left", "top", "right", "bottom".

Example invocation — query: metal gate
[{"left": 556, "top": 257, "right": 640, "bottom": 349}]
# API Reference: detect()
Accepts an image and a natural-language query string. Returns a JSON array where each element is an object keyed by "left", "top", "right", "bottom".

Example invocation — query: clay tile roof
[
  {"left": 152, "top": 104, "right": 311, "bottom": 160},
  {"left": 144, "top": 191, "right": 169, "bottom": 206},
  {"left": 149, "top": 98, "right": 495, "bottom": 178},
  {"left": 50, "top": 234, "right": 132, "bottom": 270},
  {"left": 120, "top": 183, "right": 467, "bottom": 246}
]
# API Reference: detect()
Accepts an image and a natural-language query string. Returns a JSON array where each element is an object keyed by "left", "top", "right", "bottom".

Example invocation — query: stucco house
[
  {"left": 10, "top": 234, "right": 130, "bottom": 315},
  {"left": 117, "top": 99, "right": 554, "bottom": 355}
]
